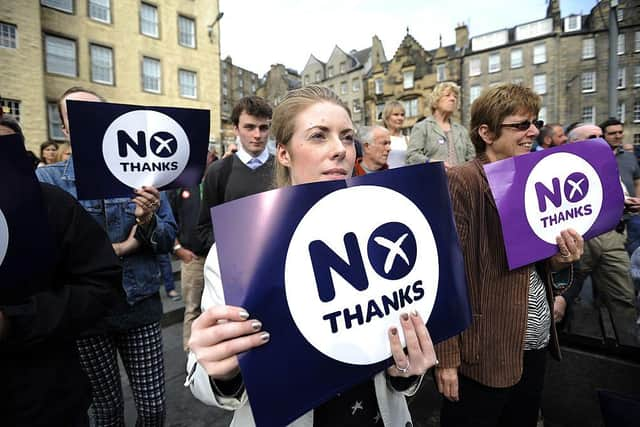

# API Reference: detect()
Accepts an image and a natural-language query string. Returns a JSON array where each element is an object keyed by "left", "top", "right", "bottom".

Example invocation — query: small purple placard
[{"left": 484, "top": 139, "right": 624, "bottom": 270}]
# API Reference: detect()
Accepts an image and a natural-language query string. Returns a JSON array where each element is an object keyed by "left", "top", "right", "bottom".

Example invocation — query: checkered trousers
[{"left": 76, "top": 322, "right": 166, "bottom": 427}]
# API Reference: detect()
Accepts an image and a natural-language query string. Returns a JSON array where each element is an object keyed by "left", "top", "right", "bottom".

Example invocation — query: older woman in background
[
  {"left": 382, "top": 100, "right": 408, "bottom": 169},
  {"left": 37, "top": 141, "right": 58, "bottom": 167},
  {"left": 406, "top": 82, "right": 474, "bottom": 169}
]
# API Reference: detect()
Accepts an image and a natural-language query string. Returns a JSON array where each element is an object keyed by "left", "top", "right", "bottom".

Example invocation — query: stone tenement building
[
  {"left": 219, "top": 55, "right": 259, "bottom": 145},
  {"left": 0, "top": 0, "right": 222, "bottom": 153},
  {"left": 364, "top": 28, "right": 465, "bottom": 131},
  {"left": 461, "top": 0, "right": 640, "bottom": 144},
  {"left": 301, "top": 36, "right": 387, "bottom": 126},
  {"left": 256, "top": 63, "right": 301, "bottom": 107}
]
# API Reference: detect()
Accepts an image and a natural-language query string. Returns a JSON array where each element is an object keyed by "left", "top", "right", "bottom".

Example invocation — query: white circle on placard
[
  {"left": 524, "top": 152, "right": 603, "bottom": 244},
  {"left": 0, "top": 208, "right": 9, "bottom": 266},
  {"left": 284, "top": 185, "right": 439, "bottom": 365},
  {"left": 102, "top": 110, "right": 190, "bottom": 188}
]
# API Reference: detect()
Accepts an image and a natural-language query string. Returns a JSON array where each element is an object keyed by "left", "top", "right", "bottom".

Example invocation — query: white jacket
[{"left": 186, "top": 244, "right": 422, "bottom": 427}]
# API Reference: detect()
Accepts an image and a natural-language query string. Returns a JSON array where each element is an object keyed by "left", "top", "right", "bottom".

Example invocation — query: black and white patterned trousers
[{"left": 77, "top": 322, "right": 166, "bottom": 427}]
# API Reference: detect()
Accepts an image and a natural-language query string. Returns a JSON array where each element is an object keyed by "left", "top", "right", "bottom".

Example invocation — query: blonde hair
[
  {"left": 470, "top": 83, "right": 541, "bottom": 154},
  {"left": 271, "top": 85, "right": 351, "bottom": 187},
  {"left": 429, "top": 82, "right": 460, "bottom": 114},
  {"left": 56, "top": 142, "right": 72, "bottom": 162},
  {"left": 382, "top": 101, "right": 405, "bottom": 129}
]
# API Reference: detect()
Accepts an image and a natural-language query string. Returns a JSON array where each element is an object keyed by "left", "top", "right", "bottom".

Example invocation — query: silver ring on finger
[{"left": 395, "top": 360, "right": 410, "bottom": 373}]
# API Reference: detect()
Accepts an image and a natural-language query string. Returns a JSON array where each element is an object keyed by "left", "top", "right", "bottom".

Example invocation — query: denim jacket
[{"left": 36, "top": 158, "right": 177, "bottom": 305}]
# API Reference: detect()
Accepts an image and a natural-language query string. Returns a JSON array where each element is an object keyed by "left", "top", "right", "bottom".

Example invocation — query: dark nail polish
[
  {"left": 238, "top": 310, "right": 249, "bottom": 320},
  {"left": 260, "top": 332, "right": 270, "bottom": 341},
  {"left": 401, "top": 313, "right": 409, "bottom": 321},
  {"left": 251, "top": 321, "right": 262, "bottom": 331},
  {"left": 390, "top": 327, "right": 398, "bottom": 336}
]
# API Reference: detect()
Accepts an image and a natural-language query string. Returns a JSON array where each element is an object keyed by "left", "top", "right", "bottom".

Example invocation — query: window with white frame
[
  {"left": 178, "top": 16, "right": 195, "bottom": 48},
  {"left": 90, "top": 44, "right": 113, "bottom": 84},
  {"left": 634, "top": 102, "right": 640, "bottom": 122},
  {"left": 582, "top": 106, "right": 595, "bottom": 123},
  {"left": 469, "top": 58, "right": 481, "bottom": 76},
  {"left": 512, "top": 77, "right": 524, "bottom": 85},
  {"left": 635, "top": 65, "right": 640, "bottom": 86},
  {"left": 89, "top": 0, "right": 111, "bottom": 23},
  {"left": 617, "top": 102, "right": 625, "bottom": 123},
  {"left": 179, "top": 69, "right": 197, "bottom": 98},
  {"left": 47, "top": 102, "right": 65, "bottom": 140},
  {"left": 1, "top": 99, "right": 21, "bottom": 121},
  {"left": 635, "top": 134, "right": 640, "bottom": 144},
  {"left": 140, "top": 3, "right": 158, "bottom": 38},
  {"left": 533, "top": 74, "right": 546, "bottom": 94},
  {"left": 617, "top": 8, "right": 623, "bottom": 22},
  {"left": 533, "top": 43, "right": 546, "bottom": 64},
  {"left": 636, "top": 31, "right": 640, "bottom": 52},
  {"left": 339, "top": 62, "right": 346, "bottom": 73},
  {"left": 618, "top": 33, "right": 625, "bottom": 55},
  {"left": 618, "top": 67, "right": 626, "bottom": 89},
  {"left": 510, "top": 49, "right": 523, "bottom": 68},
  {"left": 582, "top": 71, "right": 596, "bottom": 92},
  {"left": 0, "top": 22, "right": 16, "bottom": 49},
  {"left": 375, "top": 78, "right": 383, "bottom": 95},
  {"left": 403, "top": 70, "right": 414, "bottom": 89},
  {"left": 222, "top": 85, "right": 227, "bottom": 96},
  {"left": 44, "top": 34, "right": 76, "bottom": 77},
  {"left": 142, "top": 57, "right": 161, "bottom": 93},
  {"left": 564, "top": 15, "right": 581, "bottom": 32},
  {"left": 329, "top": 85, "right": 335, "bottom": 92},
  {"left": 41, "top": 0, "right": 73, "bottom": 13},
  {"left": 340, "top": 81, "right": 347, "bottom": 95},
  {"left": 304, "top": 75, "right": 309, "bottom": 85},
  {"left": 327, "top": 66, "right": 334, "bottom": 78},
  {"left": 469, "top": 85, "right": 482, "bottom": 104},
  {"left": 314, "top": 70, "right": 321, "bottom": 82},
  {"left": 488, "top": 53, "right": 501, "bottom": 73},
  {"left": 376, "top": 104, "right": 384, "bottom": 121},
  {"left": 582, "top": 38, "right": 595, "bottom": 59},
  {"left": 251, "top": 82, "right": 256, "bottom": 92},
  {"left": 352, "top": 100, "right": 361, "bottom": 113},
  {"left": 538, "top": 106, "right": 547, "bottom": 124},
  {"left": 352, "top": 78, "right": 360, "bottom": 92},
  {"left": 402, "top": 99, "right": 419, "bottom": 117},
  {"left": 436, "top": 63, "right": 446, "bottom": 82}
]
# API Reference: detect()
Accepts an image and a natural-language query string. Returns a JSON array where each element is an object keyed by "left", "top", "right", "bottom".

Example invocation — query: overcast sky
[{"left": 217, "top": 0, "right": 598, "bottom": 76}]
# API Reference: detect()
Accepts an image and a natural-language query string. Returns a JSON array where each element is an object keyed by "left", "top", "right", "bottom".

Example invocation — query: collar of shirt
[{"left": 235, "top": 142, "right": 269, "bottom": 166}]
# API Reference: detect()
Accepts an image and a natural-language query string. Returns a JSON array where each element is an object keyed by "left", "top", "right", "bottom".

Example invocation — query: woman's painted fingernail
[
  {"left": 251, "top": 321, "right": 262, "bottom": 331},
  {"left": 260, "top": 332, "right": 270, "bottom": 342},
  {"left": 411, "top": 309, "right": 419, "bottom": 317},
  {"left": 238, "top": 310, "right": 250, "bottom": 319},
  {"left": 401, "top": 313, "right": 409, "bottom": 321},
  {"left": 390, "top": 327, "right": 398, "bottom": 336}
]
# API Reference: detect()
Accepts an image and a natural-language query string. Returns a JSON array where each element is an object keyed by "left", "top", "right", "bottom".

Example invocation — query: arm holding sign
[
  {"left": 186, "top": 244, "right": 266, "bottom": 409},
  {"left": 131, "top": 187, "right": 177, "bottom": 254}
]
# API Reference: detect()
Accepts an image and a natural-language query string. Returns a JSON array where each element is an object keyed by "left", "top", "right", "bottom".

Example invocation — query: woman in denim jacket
[{"left": 36, "top": 87, "right": 177, "bottom": 426}]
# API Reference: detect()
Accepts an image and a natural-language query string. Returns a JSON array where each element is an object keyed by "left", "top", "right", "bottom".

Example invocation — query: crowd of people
[{"left": 1, "top": 79, "right": 638, "bottom": 426}]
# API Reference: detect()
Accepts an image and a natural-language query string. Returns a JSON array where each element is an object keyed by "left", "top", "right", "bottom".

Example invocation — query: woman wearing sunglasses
[{"left": 434, "top": 84, "right": 584, "bottom": 427}]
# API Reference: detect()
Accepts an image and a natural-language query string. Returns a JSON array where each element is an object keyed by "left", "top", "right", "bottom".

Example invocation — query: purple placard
[
  {"left": 485, "top": 139, "right": 624, "bottom": 270},
  {"left": 211, "top": 163, "right": 471, "bottom": 427}
]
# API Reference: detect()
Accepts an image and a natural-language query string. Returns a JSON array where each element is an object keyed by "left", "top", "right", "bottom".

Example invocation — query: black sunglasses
[{"left": 500, "top": 119, "right": 544, "bottom": 131}]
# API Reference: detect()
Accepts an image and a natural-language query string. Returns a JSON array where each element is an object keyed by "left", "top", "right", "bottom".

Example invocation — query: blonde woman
[
  {"left": 382, "top": 101, "right": 408, "bottom": 168},
  {"left": 187, "top": 86, "right": 437, "bottom": 426},
  {"left": 406, "top": 82, "right": 474, "bottom": 170}
]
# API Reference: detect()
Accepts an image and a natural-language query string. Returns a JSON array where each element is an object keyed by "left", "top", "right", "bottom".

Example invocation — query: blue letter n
[{"left": 308, "top": 232, "right": 369, "bottom": 303}]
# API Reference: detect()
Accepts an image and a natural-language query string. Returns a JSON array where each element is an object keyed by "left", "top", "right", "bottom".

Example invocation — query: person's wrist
[{"left": 173, "top": 243, "right": 182, "bottom": 254}]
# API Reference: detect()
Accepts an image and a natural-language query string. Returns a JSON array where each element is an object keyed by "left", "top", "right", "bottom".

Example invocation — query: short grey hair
[
  {"left": 358, "top": 125, "right": 388, "bottom": 145},
  {"left": 567, "top": 123, "right": 588, "bottom": 142}
]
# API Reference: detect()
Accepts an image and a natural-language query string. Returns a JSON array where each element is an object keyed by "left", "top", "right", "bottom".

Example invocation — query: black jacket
[{"left": 0, "top": 183, "right": 122, "bottom": 426}]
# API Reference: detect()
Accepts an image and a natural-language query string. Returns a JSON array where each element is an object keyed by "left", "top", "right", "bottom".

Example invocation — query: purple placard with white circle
[{"left": 484, "top": 139, "right": 624, "bottom": 270}]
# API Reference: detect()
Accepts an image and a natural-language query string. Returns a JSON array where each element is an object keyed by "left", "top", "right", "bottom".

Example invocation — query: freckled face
[{"left": 278, "top": 102, "right": 356, "bottom": 185}]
